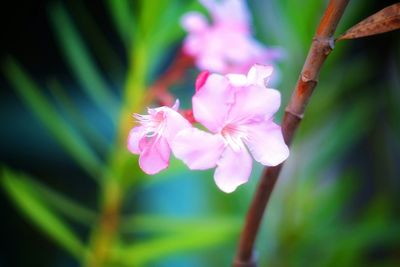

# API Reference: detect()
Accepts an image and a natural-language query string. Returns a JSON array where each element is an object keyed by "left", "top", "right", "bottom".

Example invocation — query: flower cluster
[
  {"left": 181, "top": 0, "right": 283, "bottom": 74},
  {"left": 128, "top": 65, "right": 289, "bottom": 193}
]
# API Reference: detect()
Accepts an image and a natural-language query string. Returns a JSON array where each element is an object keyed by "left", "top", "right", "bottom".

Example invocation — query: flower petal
[
  {"left": 181, "top": 12, "right": 208, "bottom": 32},
  {"left": 226, "top": 73, "right": 248, "bottom": 87},
  {"left": 192, "top": 74, "right": 233, "bottom": 132},
  {"left": 200, "top": 0, "right": 250, "bottom": 31},
  {"left": 127, "top": 126, "right": 144, "bottom": 154},
  {"left": 197, "top": 53, "right": 226, "bottom": 73},
  {"left": 214, "top": 146, "right": 252, "bottom": 193},
  {"left": 245, "top": 120, "right": 289, "bottom": 166},
  {"left": 247, "top": 64, "right": 274, "bottom": 88},
  {"left": 171, "top": 99, "right": 180, "bottom": 111},
  {"left": 195, "top": 71, "right": 210, "bottom": 92},
  {"left": 171, "top": 127, "right": 225, "bottom": 170},
  {"left": 162, "top": 108, "right": 191, "bottom": 143},
  {"left": 139, "top": 136, "right": 171, "bottom": 175},
  {"left": 228, "top": 85, "right": 281, "bottom": 122},
  {"left": 183, "top": 35, "right": 203, "bottom": 55}
]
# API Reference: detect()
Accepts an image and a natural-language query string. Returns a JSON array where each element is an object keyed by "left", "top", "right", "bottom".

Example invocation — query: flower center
[
  {"left": 134, "top": 111, "right": 165, "bottom": 138},
  {"left": 220, "top": 123, "right": 248, "bottom": 152}
]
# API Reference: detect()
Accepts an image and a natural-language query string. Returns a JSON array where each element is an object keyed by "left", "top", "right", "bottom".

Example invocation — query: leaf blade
[
  {"left": 337, "top": 3, "right": 400, "bottom": 41},
  {"left": 49, "top": 3, "right": 119, "bottom": 121},
  {"left": 3, "top": 59, "right": 103, "bottom": 180},
  {"left": 116, "top": 215, "right": 240, "bottom": 266},
  {"left": 106, "top": 0, "right": 135, "bottom": 50},
  {"left": 1, "top": 169, "right": 86, "bottom": 259}
]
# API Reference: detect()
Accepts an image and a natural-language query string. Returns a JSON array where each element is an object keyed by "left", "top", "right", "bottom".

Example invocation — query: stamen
[
  {"left": 220, "top": 123, "right": 248, "bottom": 152},
  {"left": 133, "top": 110, "right": 166, "bottom": 138}
]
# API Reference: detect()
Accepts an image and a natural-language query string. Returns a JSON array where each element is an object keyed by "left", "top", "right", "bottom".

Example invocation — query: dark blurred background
[{"left": 1, "top": 0, "right": 399, "bottom": 267}]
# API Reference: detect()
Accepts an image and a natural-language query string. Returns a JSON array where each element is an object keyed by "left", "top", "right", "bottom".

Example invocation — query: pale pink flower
[
  {"left": 127, "top": 100, "right": 191, "bottom": 175},
  {"left": 181, "top": 0, "right": 283, "bottom": 74},
  {"left": 171, "top": 65, "right": 289, "bottom": 193}
]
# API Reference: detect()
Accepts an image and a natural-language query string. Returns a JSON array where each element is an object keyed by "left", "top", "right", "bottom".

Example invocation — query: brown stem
[
  {"left": 144, "top": 50, "right": 194, "bottom": 107},
  {"left": 233, "top": 1, "right": 350, "bottom": 266},
  {"left": 85, "top": 180, "right": 122, "bottom": 267}
]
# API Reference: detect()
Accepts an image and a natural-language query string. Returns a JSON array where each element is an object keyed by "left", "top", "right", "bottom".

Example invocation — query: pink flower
[
  {"left": 127, "top": 100, "right": 191, "bottom": 175},
  {"left": 181, "top": 0, "right": 283, "bottom": 74},
  {"left": 171, "top": 65, "right": 289, "bottom": 193}
]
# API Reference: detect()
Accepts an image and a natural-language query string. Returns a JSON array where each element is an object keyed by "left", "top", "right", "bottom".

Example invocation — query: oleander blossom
[
  {"left": 181, "top": 0, "right": 283, "bottom": 74},
  {"left": 171, "top": 65, "right": 289, "bottom": 193},
  {"left": 127, "top": 100, "right": 190, "bottom": 175}
]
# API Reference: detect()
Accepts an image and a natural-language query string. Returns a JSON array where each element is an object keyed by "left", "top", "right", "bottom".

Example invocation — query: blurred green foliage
[{"left": 1, "top": 0, "right": 399, "bottom": 266}]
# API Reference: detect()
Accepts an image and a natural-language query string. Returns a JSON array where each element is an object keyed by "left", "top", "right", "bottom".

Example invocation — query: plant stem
[
  {"left": 233, "top": 1, "right": 350, "bottom": 266},
  {"left": 84, "top": 40, "right": 149, "bottom": 267},
  {"left": 85, "top": 46, "right": 192, "bottom": 266},
  {"left": 85, "top": 179, "right": 122, "bottom": 267},
  {"left": 144, "top": 50, "right": 194, "bottom": 107}
]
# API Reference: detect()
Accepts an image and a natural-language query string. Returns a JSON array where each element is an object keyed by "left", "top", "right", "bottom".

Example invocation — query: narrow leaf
[
  {"left": 116, "top": 221, "right": 238, "bottom": 266},
  {"left": 337, "top": 3, "right": 400, "bottom": 41},
  {"left": 21, "top": 173, "right": 98, "bottom": 225},
  {"left": 106, "top": 0, "right": 135, "bottom": 50},
  {"left": 49, "top": 3, "right": 119, "bottom": 121},
  {"left": 1, "top": 169, "right": 86, "bottom": 259},
  {"left": 67, "top": 1, "right": 124, "bottom": 82},
  {"left": 48, "top": 78, "right": 110, "bottom": 156},
  {"left": 120, "top": 215, "right": 241, "bottom": 234},
  {"left": 3, "top": 59, "right": 103, "bottom": 180}
]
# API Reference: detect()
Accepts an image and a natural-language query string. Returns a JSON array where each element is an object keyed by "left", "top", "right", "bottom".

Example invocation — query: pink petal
[
  {"left": 162, "top": 108, "right": 191, "bottom": 143},
  {"left": 181, "top": 12, "right": 208, "bottom": 32},
  {"left": 192, "top": 74, "right": 233, "bottom": 132},
  {"left": 183, "top": 35, "right": 203, "bottom": 55},
  {"left": 197, "top": 53, "right": 226, "bottom": 73},
  {"left": 214, "top": 146, "right": 253, "bottom": 193},
  {"left": 245, "top": 120, "right": 289, "bottom": 166},
  {"left": 228, "top": 85, "right": 281, "bottom": 122},
  {"left": 226, "top": 74, "right": 248, "bottom": 87},
  {"left": 127, "top": 126, "right": 143, "bottom": 154},
  {"left": 139, "top": 136, "right": 171, "bottom": 175},
  {"left": 263, "top": 47, "right": 287, "bottom": 62},
  {"left": 195, "top": 71, "right": 210, "bottom": 92},
  {"left": 201, "top": 0, "right": 250, "bottom": 31},
  {"left": 171, "top": 127, "right": 225, "bottom": 170},
  {"left": 247, "top": 64, "right": 274, "bottom": 88},
  {"left": 171, "top": 99, "right": 180, "bottom": 111},
  {"left": 222, "top": 33, "right": 256, "bottom": 62}
]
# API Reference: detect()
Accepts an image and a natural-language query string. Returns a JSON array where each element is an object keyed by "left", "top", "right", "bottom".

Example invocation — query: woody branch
[{"left": 233, "top": 0, "right": 351, "bottom": 266}]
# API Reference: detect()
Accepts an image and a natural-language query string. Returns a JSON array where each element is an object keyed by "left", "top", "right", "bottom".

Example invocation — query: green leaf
[
  {"left": 106, "top": 0, "right": 135, "bottom": 50},
  {"left": 2, "top": 59, "right": 103, "bottom": 180},
  {"left": 47, "top": 78, "right": 110, "bottom": 156},
  {"left": 19, "top": 173, "right": 98, "bottom": 225},
  {"left": 304, "top": 98, "right": 373, "bottom": 178},
  {"left": 120, "top": 214, "right": 241, "bottom": 234},
  {"left": 1, "top": 168, "right": 86, "bottom": 259},
  {"left": 49, "top": 3, "right": 119, "bottom": 121},
  {"left": 116, "top": 215, "right": 240, "bottom": 265},
  {"left": 67, "top": 1, "right": 125, "bottom": 82}
]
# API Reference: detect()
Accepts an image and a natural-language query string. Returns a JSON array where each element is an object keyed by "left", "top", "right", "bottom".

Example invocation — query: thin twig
[
  {"left": 233, "top": 1, "right": 350, "bottom": 266},
  {"left": 145, "top": 50, "right": 194, "bottom": 107}
]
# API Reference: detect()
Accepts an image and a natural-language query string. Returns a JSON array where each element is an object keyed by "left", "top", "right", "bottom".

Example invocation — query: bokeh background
[{"left": 1, "top": 0, "right": 399, "bottom": 266}]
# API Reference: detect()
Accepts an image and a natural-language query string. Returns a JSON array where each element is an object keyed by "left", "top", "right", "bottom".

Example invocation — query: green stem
[
  {"left": 84, "top": 180, "right": 122, "bottom": 267},
  {"left": 84, "top": 39, "right": 149, "bottom": 267}
]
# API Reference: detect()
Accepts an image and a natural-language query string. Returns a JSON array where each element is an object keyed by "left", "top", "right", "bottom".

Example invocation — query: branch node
[
  {"left": 313, "top": 36, "right": 335, "bottom": 54},
  {"left": 233, "top": 1, "right": 350, "bottom": 265},
  {"left": 300, "top": 72, "right": 317, "bottom": 83},
  {"left": 285, "top": 107, "right": 304, "bottom": 120}
]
